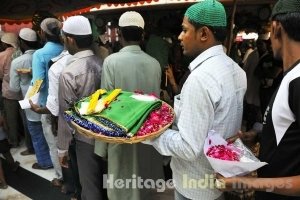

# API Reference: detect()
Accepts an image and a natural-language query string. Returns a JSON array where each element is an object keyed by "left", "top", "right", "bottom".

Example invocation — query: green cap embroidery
[
  {"left": 271, "top": 0, "right": 300, "bottom": 19},
  {"left": 185, "top": 0, "right": 227, "bottom": 27}
]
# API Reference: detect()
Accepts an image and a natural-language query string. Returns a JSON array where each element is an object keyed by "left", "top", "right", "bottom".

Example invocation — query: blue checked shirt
[{"left": 145, "top": 45, "right": 247, "bottom": 200}]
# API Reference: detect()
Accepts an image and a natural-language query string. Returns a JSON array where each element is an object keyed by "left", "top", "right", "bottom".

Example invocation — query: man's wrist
[{"left": 57, "top": 149, "right": 68, "bottom": 157}]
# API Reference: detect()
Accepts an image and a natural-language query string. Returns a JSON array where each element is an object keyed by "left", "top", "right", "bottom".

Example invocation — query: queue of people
[{"left": 0, "top": 0, "right": 300, "bottom": 200}]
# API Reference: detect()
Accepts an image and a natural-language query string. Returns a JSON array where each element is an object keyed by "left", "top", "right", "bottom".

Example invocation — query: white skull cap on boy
[
  {"left": 118, "top": 11, "right": 144, "bottom": 29},
  {"left": 19, "top": 28, "right": 37, "bottom": 42}
]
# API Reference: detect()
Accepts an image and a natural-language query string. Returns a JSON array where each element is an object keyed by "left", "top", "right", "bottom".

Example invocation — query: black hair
[
  {"left": 273, "top": 12, "right": 300, "bottom": 42},
  {"left": 44, "top": 23, "right": 61, "bottom": 43},
  {"left": 119, "top": 26, "right": 143, "bottom": 42},
  {"left": 45, "top": 34, "right": 61, "bottom": 43},
  {"left": 18, "top": 37, "right": 39, "bottom": 49},
  {"left": 188, "top": 19, "right": 227, "bottom": 43},
  {"left": 63, "top": 32, "right": 93, "bottom": 48}
]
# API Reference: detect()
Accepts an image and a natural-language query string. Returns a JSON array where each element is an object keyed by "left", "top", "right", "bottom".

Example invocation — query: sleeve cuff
[{"left": 57, "top": 149, "right": 68, "bottom": 157}]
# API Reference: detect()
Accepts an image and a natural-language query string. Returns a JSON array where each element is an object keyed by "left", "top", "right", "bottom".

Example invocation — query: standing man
[
  {"left": 9, "top": 28, "right": 54, "bottom": 170},
  {"left": 0, "top": 33, "right": 26, "bottom": 148},
  {"left": 217, "top": 0, "right": 300, "bottom": 199},
  {"left": 144, "top": 1, "right": 247, "bottom": 200},
  {"left": 94, "top": 11, "right": 164, "bottom": 200},
  {"left": 30, "top": 18, "right": 63, "bottom": 172},
  {"left": 57, "top": 15, "right": 105, "bottom": 200},
  {"left": 29, "top": 49, "right": 72, "bottom": 186}
]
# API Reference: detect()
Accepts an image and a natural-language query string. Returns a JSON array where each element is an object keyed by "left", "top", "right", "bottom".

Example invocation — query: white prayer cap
[
  {"left": 1, "top": 32, "right": 18, "bottom": 48},
  {"left": 19, "top": 28, "right": 37, "bottom": 42},
  {"left": 40, "top": 18, "right": 62, "bottom": 36},
  {"left": 118, "top": 11, "right": 144, "bottom": 29},
  {"left": 0, "top": 31, "right": 4, "bottom": 39},
  {"left": 62, "top": 16, "right": 92, "bottom": 35}
]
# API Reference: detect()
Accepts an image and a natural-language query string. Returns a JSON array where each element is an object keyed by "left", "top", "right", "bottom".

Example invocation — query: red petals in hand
[{"left": 206, "top": 144, "right": 240, "bottom": 161}]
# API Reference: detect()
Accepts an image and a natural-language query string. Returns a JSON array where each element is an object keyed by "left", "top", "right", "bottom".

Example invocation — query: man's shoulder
[
  {"left": 33, "top": 48, "right": 44, "bottom": 56},
  {"left": 11, "top": 54, "right": 32, "bottom": 66}
]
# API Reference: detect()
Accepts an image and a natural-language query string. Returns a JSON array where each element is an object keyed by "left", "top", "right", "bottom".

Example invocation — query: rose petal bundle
[
  {"left": 137, "top": 103, "right": 174, "bottom": 136},
  {"left": 206, "top": 143, "right": 240, "bottom": 161}
]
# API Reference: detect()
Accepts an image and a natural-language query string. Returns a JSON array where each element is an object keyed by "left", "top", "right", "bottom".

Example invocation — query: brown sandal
[{"left": 51, "top": 178, "right": 62, "bottom": 187}]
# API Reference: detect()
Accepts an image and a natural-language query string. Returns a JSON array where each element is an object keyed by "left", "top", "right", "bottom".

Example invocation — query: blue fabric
[
  {"left": 27, "top": 120, "right": 53, "bottom": 168},
  {"left": 32, "top": 42, "right": 63, "bottom": 107}
]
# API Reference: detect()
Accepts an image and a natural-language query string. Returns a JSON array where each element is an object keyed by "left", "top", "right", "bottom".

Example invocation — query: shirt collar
[
  {"left": 189, "top": 45, "right": 225, "bottom": 72},
  {"left": 284, "top": 59, "right": 300, "bottom": 76},
  {"left": 51, "top": 50, "right": 69, "bottom": 62},
  {"left": 24, "top": 49, "right": 36, "bottom": 54},
  {"left": 73, "top": 50, "right": 94, "bottom": 59},
  {"left": 120, "top": 45, "right": 141, "bottom": 52},
  {"left": 45, "top": 41, "right": 61, "bottom": 47}
]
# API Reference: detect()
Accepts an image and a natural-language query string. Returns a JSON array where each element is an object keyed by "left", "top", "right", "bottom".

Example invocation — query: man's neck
[
  {"left": 122, "top": 41, "right": 140, "bottom": 47},
  {"left": 282, "top": 40, "right": 300, "bottom": 71}
]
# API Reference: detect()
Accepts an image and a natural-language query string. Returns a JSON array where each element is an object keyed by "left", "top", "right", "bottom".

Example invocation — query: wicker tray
[{"left": 70, "top": 103, "right": 175, "bottom": 144}]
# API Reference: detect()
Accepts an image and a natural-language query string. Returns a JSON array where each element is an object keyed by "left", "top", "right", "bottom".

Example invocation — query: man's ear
[
  {"left": 272, "top": 21, "right": 282, "bottom": 39},
  {"left": 198, "top": 26, "right": 211, "bottom": 42},
  {"left": 66, "top": 36, "right": 75, "bottom": 45}
]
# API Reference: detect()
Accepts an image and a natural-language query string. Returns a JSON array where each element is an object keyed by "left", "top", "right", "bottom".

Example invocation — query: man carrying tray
[{"left": 143, "top": 1, "right": 247, "bottom": 199}]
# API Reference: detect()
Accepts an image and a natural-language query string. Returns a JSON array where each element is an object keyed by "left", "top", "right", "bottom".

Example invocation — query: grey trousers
[
  {"left": 41, "top": 114, "right": 62, "bottom": 179},
  {"left": 76, "top": 140, "right": 107, "bottom": 200}
]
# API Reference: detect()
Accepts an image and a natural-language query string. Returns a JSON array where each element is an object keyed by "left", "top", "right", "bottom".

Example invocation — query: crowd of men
[{"left": 0, "top": 0, "right": 300, "bottom": 200}]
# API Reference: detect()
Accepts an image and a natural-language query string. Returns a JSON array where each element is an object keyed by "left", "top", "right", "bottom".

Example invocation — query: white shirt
[
  {"left": 146, "top": 45, "right": 247, "bottom": 200},
  {"left": 46, "top": 50, "right": 71, "bottom": 116}
]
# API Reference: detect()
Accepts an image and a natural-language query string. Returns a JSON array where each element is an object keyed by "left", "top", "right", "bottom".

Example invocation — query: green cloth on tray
[{"left": 75, "top": 91, "right": 162, "bottom": 136}]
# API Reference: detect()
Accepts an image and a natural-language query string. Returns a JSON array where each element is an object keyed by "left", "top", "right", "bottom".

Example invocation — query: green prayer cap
[
  {"left": 272, "top": 0, "right": 300, "bottom": 19},
  {"left": 185, "top": 0, "right": 227, "bottom": 27}
]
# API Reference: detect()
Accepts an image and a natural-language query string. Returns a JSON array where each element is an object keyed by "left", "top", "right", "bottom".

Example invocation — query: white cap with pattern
[
  {"left": 62, "top": 16, "right": 92, "bottom": 35},
  {"left": 1, "top": 32, "right": 18, "bottom": 48},
  {"left": 19, "top": 28, "right": 37, "bottom": 42},
  {"left": 118, "top": 11, "right": 144, "bottom": 29}
]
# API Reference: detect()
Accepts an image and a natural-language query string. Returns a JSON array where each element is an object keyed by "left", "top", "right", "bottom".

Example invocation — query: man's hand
[
  {"left": 29, "top": 99, "right": 41, "bottom": 113},
  {"left": 59, "top": 154, "right": 69, "bottom": 168},
  {"left": 238, "top": 130, "right": 258, "bottom": 148},
  {"left": 227, "top": 130, "right": 258, "bottom": 148},
  {"left": 215, "top": 173, "right": 245, "bottom": 192}
]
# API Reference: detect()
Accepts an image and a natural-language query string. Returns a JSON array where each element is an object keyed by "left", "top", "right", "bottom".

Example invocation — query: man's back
[
  {"left": 96, "top": 45, "right": 164, "bottom": 200},
  {"left": 101, "top": 45, "right": 161, "bottom": 95},
  {"left": 58, "top": 50, "right": 102, "bottom": 149}
]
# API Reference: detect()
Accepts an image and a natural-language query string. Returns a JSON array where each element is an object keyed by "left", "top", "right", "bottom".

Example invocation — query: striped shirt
[
  {"left": 147, "top": 45, "right": 247, "bottom": 200},
  {"left": 57, "top": 50, "right": 102, "bottom": 151}
]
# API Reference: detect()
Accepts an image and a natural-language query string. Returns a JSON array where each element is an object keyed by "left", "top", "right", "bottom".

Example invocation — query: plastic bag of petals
[{"left": 204, "top": 130, "right": 267, "bottom": 177}]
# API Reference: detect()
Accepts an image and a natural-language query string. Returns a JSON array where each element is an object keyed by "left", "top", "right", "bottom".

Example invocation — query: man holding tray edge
[{"left": 143, "top": 1, "right": 246, "bottom": 199}]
